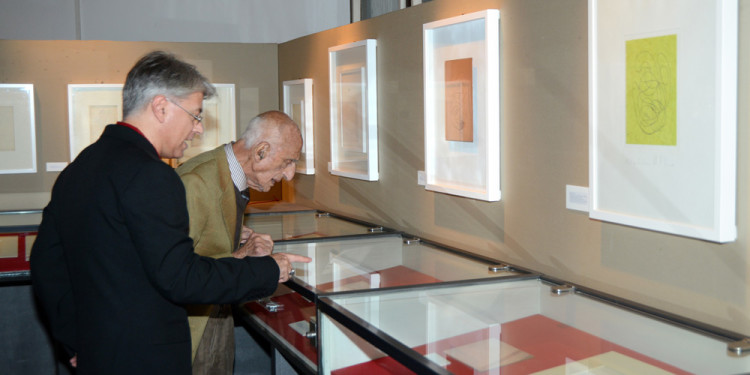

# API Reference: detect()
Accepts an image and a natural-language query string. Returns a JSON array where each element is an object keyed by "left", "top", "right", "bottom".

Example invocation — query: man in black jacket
[{"left": 30, "top": 50, "right": 310, "bottom": 374}]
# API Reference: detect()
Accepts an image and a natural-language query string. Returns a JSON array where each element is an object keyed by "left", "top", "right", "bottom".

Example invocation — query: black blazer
[{"left": 31, "top": 124, "right": 279, "bottom": 374}]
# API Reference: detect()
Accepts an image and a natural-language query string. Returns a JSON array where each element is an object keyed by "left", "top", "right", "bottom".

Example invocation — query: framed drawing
[
  {"left": 589, "top": 0, "right": 737, "bottom": 242},
  {"left": 329, "top": 39, "right": 378, "bottom": 181},
  {"left": 68, "top": 84, "right": 123, "bottom": 161},
  {"left": 423, "top": 9, "right": 501, "bottom": 201},
  {"left": 0, "top": 84, "right": 36, "bottom": 174},
  {"left": 177, "top": 83, "right": 236, "bottom": 164},
  {"left": 283, "top": 79, "right": 315, "bottom": 175}
]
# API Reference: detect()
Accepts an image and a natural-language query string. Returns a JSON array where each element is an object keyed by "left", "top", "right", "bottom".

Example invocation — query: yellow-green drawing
[{"left": 626, "top": 34, "right": 677, "bottom": 146}]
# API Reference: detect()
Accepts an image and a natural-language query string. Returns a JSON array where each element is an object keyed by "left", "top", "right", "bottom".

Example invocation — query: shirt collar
[{"left": 224, "top": 143, "right": 248, "bottom": 191}]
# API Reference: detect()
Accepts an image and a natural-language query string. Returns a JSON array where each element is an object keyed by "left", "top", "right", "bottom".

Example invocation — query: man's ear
[
  {"left": 152, "top": 95, "right": 169, "bottom": 123},
  {"left": 256, "top": 142, "right": 270, "bottom": 161}
]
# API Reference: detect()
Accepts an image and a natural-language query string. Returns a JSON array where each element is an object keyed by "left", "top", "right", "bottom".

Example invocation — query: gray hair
[
  {"left": 239, "top": 111, "right": 299, "bottom": 149},
  {"left": 122, "top": 51, "right": 216, "bottom": 118}
]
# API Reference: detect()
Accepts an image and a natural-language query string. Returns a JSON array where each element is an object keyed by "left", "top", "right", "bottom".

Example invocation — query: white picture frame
[
  {"left": 0, "top": 84, "right": 36, "bottom": 174},
  {"left": 423, "top": 9, "right": 501, "bottom": 201},
  {"left": 283, "top": 78, "right": 315, "bottom": 175},
  {"left": 178, "top": 83, "right": 236, "bottom": 164},
  {"left": 68, "top": 84, "right": 123, "bottom": 161},
  {"left": 588, "top": 0, "right": 738, "bottom": 242},
  {"left": 329, "top": 39, "right": 379, "bottom": 181}
]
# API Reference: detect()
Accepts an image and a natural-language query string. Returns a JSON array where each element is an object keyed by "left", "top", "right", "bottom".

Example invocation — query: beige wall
[
  {"left": 1, "top": 0, "right": 748, "bottom": 341},
  {"left": 279, "top": 0, "right": 750, "bottom": 337},
  {"left": 0, "top": 40, "right": 280, "bottom": 207}
]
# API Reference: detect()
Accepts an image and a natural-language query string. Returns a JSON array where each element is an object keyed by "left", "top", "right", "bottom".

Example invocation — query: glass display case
[
  {"left": 246, "top": 201, "right": 317, "bottom": 215},
  {"left": 0, "top": 209, "right": 40, "bottom": 281},
  {"left": 318, "top": 276, "right": 750, "bottom": 374},
  {"left": 240, "top": 234, "right": 530, "bottom": 374},
  {"left": 244, "top": 210, "right": 398, "bottom": 242}
]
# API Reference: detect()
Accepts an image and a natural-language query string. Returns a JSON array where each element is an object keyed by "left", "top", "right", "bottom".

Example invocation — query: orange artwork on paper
[{"left": 445, "top": 58, "right": 473, "bottom": 142}]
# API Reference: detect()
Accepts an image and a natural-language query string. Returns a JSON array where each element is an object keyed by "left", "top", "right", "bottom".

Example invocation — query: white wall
[{"left": 0, "top": 0, "right": 350, "bottom": 43}]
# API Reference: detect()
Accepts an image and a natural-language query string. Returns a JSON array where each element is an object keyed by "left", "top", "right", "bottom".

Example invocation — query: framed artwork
[
  {"left": 589, "top": 0, "right": 737, "bottom": 242},
  {"left": 177, "top": 83, "right": 236, "bottom": 164},
  {"left": 329, "top": 39, "right": 379, "bottom": 181},
  {"left": 68, "top": 84, "right": 123, "bottom": 161},
  {"left": 283, "top": 79, "right": 315, "bottom": 175},
  {"left": 0, "top": 84, "right": 36, "bottom": 174},
  {"left": 423, "top": 9, "right": 501, "bottom": 201}
]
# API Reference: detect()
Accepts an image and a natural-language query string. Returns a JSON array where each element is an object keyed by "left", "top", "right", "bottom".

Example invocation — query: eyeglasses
[{"left": 167, "top": 97, "right": 203, "bottom": 123}]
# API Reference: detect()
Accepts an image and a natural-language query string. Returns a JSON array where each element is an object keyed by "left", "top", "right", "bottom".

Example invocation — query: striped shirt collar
[{"left": 224, "top": 143, "right": 248, "bottom": 191}]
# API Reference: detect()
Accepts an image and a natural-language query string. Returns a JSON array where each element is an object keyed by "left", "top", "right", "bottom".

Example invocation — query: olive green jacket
[{"left": 177, "top": 146, "right": 238, "bottom": 361}]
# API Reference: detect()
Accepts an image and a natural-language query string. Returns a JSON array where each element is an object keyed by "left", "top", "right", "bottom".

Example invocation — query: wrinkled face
[
  {"left": 163, "top": 92, "right": 204, "bottom": 159},
  {"left": 245, "top": 129, "right": 302, "bottom": 192}
]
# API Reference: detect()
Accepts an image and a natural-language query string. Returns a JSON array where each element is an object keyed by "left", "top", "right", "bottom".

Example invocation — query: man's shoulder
[{"left": 176, "top": 146, "right": 227, "bottom": 177}]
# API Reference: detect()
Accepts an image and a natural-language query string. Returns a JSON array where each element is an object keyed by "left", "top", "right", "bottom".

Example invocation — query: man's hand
[
  {"left": 271, "top": 253, "right": 312, "bottom": 282},
  {"left": 233, "top": 232, "right": 273, "bottom": 258},
  {"left": 239, "top": 226, "right": 253, "bottom": 244}
]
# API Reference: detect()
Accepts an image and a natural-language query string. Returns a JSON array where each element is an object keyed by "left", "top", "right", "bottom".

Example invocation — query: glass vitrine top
[
  {"left": 279, "top": 235, "right": 522, "bottom": 298},
  {"left": 246, "top": 201, "right": 316, "bottom": 215},
  {"left": 0, "top": 209, "right": 41, "bottom": 232},
  {"left": 319, "top": 277, "right": 750, "bottom": 374},
  {"left": 244, "top": 211, "right": 395, "bottom": 242}
]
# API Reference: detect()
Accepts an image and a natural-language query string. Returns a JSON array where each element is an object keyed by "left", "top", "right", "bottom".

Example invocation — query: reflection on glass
[
  {"left": 244, "top": 212, "right": 382, "bottom": 241},
  {"left": 278, "top": 236, "right": 517, "bottom": 293},
  {"left": 0, "top": 212, "right": 41, "bottom": 229},
  {"left": 321, "top": 279, "right": 747, "bottom": 374}
]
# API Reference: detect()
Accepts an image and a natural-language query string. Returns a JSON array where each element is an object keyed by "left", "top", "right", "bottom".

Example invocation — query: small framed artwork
[
  {"left": 68, "top": 84, "right": 123, "bottom": 161},
  {"left": 423, "top": 9, "right": 501, "bottom": 201},
  {"left": 283, "top": 79, "right": 315, "bottom": 175},
  {"left": 178, "top": 83, "right": 236, "bottom": 164},
  {"left": 0, "top": 84, "right": 36, "bottom": 174},
  {"left": 329, "top": 39, "right": 378, "bottom": 181},
  {"left": 589, "top": 0, "right": 737, "bottom": 242}
]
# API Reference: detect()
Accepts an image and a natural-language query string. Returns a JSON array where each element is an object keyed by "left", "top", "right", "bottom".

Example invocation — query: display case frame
[
  {"left": 0, "top": 209, "right": 40, "bottom": 281},
  {"left": 238, "top": 231, "right": 533, "bottom": 375},
  {"left": 0, "top": 84, "right": 36, "bottom": 174},
  {"left": 588, "top": 0, "right": 738, "bottom": 242},
  {"left": 317, "top": 275, "right": 750, "bottom": 374},
  {"left": 283, "top": 78, "right": 315, "bottom": 175},
  {"left": 244, "top": 210, "right": 399, "bottom": 244},
  {"left": 423, "top": 10, "right": 501, "bottom": 202},
  {"left": 328, "top": 39, "right": 379, "bottom": 181}
]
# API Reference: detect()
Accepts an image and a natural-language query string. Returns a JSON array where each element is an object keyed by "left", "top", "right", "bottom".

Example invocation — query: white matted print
[
  {"left": 283, "top": 79, "right": 315, "bottom": 174},
  {"left": 178, "top": 83, "right": 236, "bottom": 164},
  {"left": 423, "top": 10, "right": 501, "bottom": 201},
  {"left": 0, "top": 84, "right": 36, "bottom": 174},
  {"left": 68, "top": 84, "right": 123, "bottom": 161},
  {"left": 589, "top": 0, "right": 737, "bottom": 242},
  {"left": 329, "top": 39, "right": 378, "bottom": 181}
]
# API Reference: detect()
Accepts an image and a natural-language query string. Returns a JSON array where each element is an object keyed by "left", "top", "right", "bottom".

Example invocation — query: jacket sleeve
[
  {"left": 30, "top": 203, "right": 78, "bottom": 354},
  {"left": 122, "top": 161, "right": 279, "bottom": 304}
]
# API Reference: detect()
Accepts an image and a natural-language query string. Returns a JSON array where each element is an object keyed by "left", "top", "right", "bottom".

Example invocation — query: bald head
[
  {"left": 233, "top": 110, "right": 303, "bottom": 192},
  {"left": 240, "top": 110, "right": 301, "bottom": 151}
]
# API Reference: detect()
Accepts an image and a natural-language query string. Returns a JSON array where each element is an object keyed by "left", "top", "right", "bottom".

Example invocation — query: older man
[
  {"left": 30, "top": 51, "right": 309, "bottom": 375},
  {"left": 177, "top": 111, "right": 302, "bottom": 374}
]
